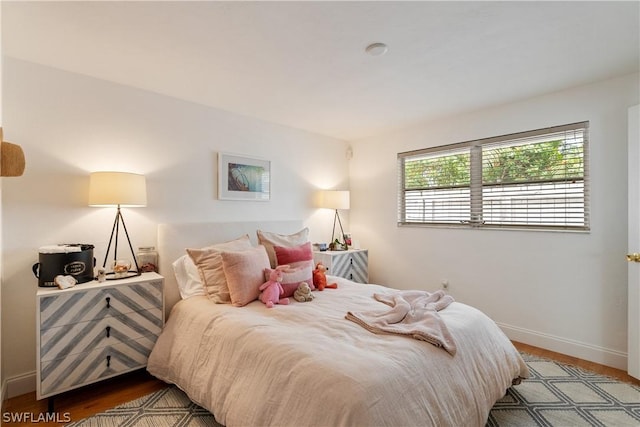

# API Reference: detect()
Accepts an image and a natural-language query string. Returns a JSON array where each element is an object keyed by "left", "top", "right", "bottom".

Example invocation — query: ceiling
[{"left": 3, "top": 1, "right": 639, "bottom": 141}]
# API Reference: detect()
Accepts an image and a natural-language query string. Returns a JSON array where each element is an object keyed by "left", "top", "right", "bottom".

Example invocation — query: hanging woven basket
[{"left": 0, "top": 127, "right": 26, "bottom": 177}]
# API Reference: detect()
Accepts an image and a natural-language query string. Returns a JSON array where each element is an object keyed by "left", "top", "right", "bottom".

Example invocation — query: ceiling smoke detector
[{"left": 365, "top": 43, "right": 388, "bottom": 57}]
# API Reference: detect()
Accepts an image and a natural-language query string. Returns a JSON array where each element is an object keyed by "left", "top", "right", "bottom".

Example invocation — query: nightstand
[
  {"left": 313, "top": 249, "right": 368, "bottom": 283},
  {"left": 36, "top": 272, "right": 164, "bottom": 405}
]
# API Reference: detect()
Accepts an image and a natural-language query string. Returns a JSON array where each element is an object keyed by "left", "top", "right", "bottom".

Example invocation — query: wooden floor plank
[
  {"left": 3, "top": 369, "right": 166, "bottom": 426},
  {"left": 512, "top": 341, "right": 640, "bottom": 386},
  {"left": 3, "top": 343, "right": 639, "bottom": 426}
]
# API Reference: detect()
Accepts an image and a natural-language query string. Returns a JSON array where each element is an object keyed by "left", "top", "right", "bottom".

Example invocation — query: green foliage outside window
[
  {"left": 404, "top": 140, "right": 583, "bottom": 189},
  {"left": 483, "top": 140, "right": 583, "bottom": 185},
  {"left": 404, "top": 153, "right": 470, "bottom": 190}
]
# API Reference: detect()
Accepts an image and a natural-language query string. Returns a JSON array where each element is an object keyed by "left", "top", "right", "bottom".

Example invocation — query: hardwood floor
[
  {"left": 2, "top": 369, "right": 166, "bottom": 426},
  {"left": 513, "top": 341, "right": 640, "bottom": 387},
  {"left": 3, "top": 342, "right": 639, "bottom": 426}
]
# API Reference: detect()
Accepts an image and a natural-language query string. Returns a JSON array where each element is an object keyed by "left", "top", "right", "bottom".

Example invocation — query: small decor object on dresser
[
  {"left": 36, "top": 272, "right": 164, "bottom": 405},
  {"left": 112, "top": 259, "right": 132, "bottom": 278},
  {"left": 54, "top": 275, "right": 77, "bottom": 290},
  {"left": 32, "top": 244, "right": 95, "bottom": 287},
  {"left": 137, "top": 246, "right": 158, "bottom": 273}
]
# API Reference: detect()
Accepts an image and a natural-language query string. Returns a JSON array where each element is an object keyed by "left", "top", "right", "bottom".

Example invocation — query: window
[{"left": 398, "top": 122, "right": 589, "bottom": 231}]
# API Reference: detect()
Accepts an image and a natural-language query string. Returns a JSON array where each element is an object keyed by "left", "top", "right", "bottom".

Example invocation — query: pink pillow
[
  {"left": 221, "top": 246, "right": 271, "bottom": 307},
  {"left": 265, "top": 264, "right": 313, "bottom": 298},
  {"left": 186, "top": 234, "right": 253, "bottom": 303},
  {"left": 274, "top": 241, "right": 313, "bottom": 266},
  {"left": 275, "top": 242, "right": 315, "bottom": 291}
]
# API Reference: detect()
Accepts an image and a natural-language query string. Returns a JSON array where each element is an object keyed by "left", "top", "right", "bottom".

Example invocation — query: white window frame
[{"left": 398, "top": 122, "right": 590, "bottom": 231}]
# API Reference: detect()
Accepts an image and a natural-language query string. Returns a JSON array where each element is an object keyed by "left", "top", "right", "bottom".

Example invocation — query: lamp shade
[
  {"left": 318, "top": 190, "right": 350, "bottom": 210},
  {"left": 88, "top": 171, "right": 147, "bottom": 207}
]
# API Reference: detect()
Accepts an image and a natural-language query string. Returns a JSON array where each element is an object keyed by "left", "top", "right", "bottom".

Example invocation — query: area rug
[{"left": 67, "top": 353, "right": 640, "bottom": 427}]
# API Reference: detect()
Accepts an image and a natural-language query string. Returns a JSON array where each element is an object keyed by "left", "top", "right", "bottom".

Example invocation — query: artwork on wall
[{"left": 218, "top": 152, "right": 271, "bottom": 201}]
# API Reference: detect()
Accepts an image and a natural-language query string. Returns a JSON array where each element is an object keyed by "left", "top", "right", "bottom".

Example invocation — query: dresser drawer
[
  {"left": 40, "top": 335, "right": 157, "bottom": 397},
  {"left": 40, "top": 307, "right": 163, "bottom": 362},
  {"left": 40, "top": 280, "right": 163, "bottom": 330}
]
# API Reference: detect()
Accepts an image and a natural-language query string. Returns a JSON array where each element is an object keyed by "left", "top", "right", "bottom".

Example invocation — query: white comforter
[{"left": 147, "top": 277, "right": 528, "bottom": 427}]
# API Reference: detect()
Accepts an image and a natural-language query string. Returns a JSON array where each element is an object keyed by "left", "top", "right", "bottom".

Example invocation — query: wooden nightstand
[
  {"left": 313, "top": 249, "right": 368, "bottom": 283},
  {"left": 36, "top": 272, "right": 164, "bottom": 406}
]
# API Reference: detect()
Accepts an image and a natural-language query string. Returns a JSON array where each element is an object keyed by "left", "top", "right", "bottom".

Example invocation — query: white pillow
[{"left": 172, "top": 255, "right": 206, "bottom": 299}]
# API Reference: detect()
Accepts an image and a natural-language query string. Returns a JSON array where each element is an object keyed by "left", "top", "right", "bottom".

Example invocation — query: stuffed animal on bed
[
  {"left": 293, "top": 282, "right": 314, "bottom": 302},
  {"left": 259, "top": 266, "right": 290, "bottom": 308},
  {"left": 313, "top": 262, "right": 338, "bottom": 291}
]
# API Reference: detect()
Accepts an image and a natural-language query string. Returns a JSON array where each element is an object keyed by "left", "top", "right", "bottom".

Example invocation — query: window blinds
[{"left": 398, "top": 122, "right": 589, "bottom": 231}]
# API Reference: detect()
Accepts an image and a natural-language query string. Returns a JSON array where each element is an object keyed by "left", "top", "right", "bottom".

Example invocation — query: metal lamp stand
[
  {"left": 102, "top": 205, "right": 141, "bottom": 279},
  {"left": 330, "top": 209, "right": 348, "bottom": 250}
]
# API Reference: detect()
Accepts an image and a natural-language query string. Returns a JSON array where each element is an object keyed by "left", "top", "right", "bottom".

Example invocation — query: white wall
[
  {"left": 1, "top": 57, "right": 349, "bottom": 396},
  {"left": 350, "top": 73, "right": 640, "bottom": 369}
]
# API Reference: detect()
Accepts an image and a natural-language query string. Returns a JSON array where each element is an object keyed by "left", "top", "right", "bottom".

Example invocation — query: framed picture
[{"left": 218, "top": 152, "right": 271, "bottom": 201}]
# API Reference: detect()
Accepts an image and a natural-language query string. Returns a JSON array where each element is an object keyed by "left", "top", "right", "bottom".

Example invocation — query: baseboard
[
  {"left": 5, "top": 371, "right": 36, "bottom": 399},
  {"left": 498, "top": 322, "right": 627, "bottom": 371}
]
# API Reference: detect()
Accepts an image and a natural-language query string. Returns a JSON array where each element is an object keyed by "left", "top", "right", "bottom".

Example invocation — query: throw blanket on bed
[{"left": 346, "top": 289, "right": 457, "bottom": 355}]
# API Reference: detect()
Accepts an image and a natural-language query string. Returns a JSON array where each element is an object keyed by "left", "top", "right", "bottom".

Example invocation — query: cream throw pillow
[
  {"left": 221, "top": 245, "right": 271, "bottom": 307},
  {"left": 186, "top": 234, "right": 252, "bottom": 303},
  {"left": 257, "top": 227, "right": 310, "bottom": 268}
]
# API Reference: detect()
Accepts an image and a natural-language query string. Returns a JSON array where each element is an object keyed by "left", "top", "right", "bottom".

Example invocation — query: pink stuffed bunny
[{"left": 259, "top": 266, "right": 290, "bottom": 308}]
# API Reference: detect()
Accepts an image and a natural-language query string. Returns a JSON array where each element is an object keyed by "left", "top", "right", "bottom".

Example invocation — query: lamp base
[{"left": 104, "top": 271, "right": 142, "bottom": 281}]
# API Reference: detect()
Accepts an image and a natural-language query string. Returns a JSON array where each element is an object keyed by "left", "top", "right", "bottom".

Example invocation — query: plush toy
[
  {"left": 294, "top": 282, "right": 314, "bottom": 302},
  {"left": 259, "top": 266, "right": 290, "bottom": 308},
  {"left": 313, "top": 262, "right": 338, "bottom": 291}
]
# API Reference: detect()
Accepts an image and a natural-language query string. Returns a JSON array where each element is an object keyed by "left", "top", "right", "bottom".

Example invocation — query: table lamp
[
  {"left": 89, "top": 171, "right": 147, "bottom": 279},
  {"left": 318, "top": 190, "right": 350, "bottom": 250}
]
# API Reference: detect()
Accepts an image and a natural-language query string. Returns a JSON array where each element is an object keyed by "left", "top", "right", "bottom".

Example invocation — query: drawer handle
[
  {"left": 350, "top": 258, "right": 353, "bottom": 265},
  {"left": 106, "top": 355, "right": 111, "bottom": 367},
  {"left": 105, "top": 297, "right": 111, "bottom": 308},
  {"left": 106, "top": 326, "right": 111, "bottom": 338}
]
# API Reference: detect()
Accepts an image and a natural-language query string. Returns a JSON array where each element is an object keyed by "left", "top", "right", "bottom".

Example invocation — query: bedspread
[{"left": 147, "top": 277, "right": 528, "bottom": 427}]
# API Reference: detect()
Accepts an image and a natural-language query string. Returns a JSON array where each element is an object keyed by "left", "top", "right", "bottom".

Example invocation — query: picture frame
[{"left": 218, "top": 152, "right": 271, "bottom": 201}]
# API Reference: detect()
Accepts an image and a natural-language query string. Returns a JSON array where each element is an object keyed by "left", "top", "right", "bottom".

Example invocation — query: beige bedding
[{"left": 147, "top": 277, "right": 528, "bottom": 427}]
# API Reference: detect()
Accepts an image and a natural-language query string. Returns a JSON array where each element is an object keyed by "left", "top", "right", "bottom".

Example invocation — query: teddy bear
[
  {"left": 259, "top": 266, "right": 290, "bottom": 308},
  {"left": 293, "top": 282, "right": 314, "bottom": 302},
  {"left": 313, "top": 262, "right": 338, "bottom": 291}
]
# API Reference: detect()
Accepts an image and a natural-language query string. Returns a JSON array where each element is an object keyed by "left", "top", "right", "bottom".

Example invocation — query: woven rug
[{"left": 67, "top": 353, "right": 640, "bottom": 427}]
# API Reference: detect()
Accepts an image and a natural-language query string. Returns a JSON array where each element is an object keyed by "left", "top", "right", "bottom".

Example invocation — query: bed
[{"left": 147, "top": 221, "right": 528, "bottom": 427}]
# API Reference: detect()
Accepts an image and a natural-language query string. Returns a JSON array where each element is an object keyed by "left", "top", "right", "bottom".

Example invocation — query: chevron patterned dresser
[
  {"left": 36, "top": 272, "right": 164, "bottom": 403},
  {"left": 313, "top": 249, "right": 368, "bottom": 283}
]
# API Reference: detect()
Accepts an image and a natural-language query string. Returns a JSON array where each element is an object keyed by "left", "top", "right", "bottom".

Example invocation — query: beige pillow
[
  {"left": 186, "top": 234, "right": 252, "bottom": 303},
  {"left": 257, "top": 227, "right": 310, "bottom": 268},
  {"left": 221, "top": 245, "right": 270, "bottom": 307}
]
